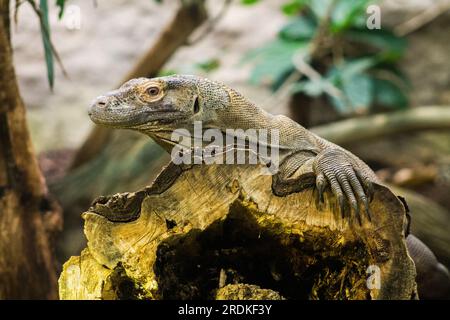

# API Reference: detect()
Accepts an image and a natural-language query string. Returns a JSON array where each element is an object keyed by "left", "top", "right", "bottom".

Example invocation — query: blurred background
[{"left": 1, "top": 0, "right": 450, "bottom": 299}]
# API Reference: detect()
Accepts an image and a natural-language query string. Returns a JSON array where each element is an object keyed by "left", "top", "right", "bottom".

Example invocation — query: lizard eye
[{"left": 147, "top": 86, "right": 160, "bottom": 96}]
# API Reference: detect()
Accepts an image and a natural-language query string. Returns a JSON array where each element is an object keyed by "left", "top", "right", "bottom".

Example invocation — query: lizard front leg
[
  {"left": 273, "top": 148, "right": 375, "bottom": 224},
  {"left": 272, "top": 151, "right": 317, "bottom": 196}
]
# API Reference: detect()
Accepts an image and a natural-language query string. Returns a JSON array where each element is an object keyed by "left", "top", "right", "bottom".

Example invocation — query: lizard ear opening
[{"left": 193, "top": 96, "right": 200, "bottom": 114}]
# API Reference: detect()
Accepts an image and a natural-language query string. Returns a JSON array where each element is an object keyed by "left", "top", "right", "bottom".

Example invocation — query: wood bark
[
  {"left": 59, "top": 163, "right": 417, "bottom": 300},
  {"left": 0, "top": 0, "right": 61, "bottom": 299}
]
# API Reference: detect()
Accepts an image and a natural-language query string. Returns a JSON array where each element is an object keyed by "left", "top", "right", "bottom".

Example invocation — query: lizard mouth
[
  {"left": 88, "top": 106, "right": 144, "bottom": 127},
  {"left": 89, "top": 103, "right": 187, "bottom": 129}
]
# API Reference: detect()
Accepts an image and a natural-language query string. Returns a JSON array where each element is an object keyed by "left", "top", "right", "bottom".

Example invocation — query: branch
[
  {"left": 186, "top": 0, "right": 231, "bottom": 45},
  {"left": 394, "top": 0, "right": 450, "bottom": 36},
  {"left": 292, "top": 50, "right": 345, "bottom": 101},
  {"left": 312, "top": 106, "right": 450, "bottom": 145}
]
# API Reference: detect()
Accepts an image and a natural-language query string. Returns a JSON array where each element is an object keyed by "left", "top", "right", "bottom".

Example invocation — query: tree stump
[{"left": 59, "top": 163, "right": 417, "bottom": 300}]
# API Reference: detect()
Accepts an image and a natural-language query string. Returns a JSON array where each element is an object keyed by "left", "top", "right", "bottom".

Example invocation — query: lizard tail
[{"left": 406, "top": 234, "right": 450, "bottom": 299}]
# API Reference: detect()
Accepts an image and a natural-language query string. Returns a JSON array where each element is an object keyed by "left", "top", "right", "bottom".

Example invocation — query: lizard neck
[
  {"left": 145, "top": 86, "right": 322, "bottom": 161},
  {"left": 215, "top": 88, "right": 321, "bottom": 155}
]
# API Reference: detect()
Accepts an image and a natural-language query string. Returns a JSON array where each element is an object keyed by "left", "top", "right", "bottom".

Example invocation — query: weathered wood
[{"left": 59, "top": 163, "right": 417, "bottom": 300}]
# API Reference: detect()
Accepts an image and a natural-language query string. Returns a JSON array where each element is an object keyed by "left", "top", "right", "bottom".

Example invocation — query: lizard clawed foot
[{"left": 313, "top": 149, "right": 374, "bottom": 225}]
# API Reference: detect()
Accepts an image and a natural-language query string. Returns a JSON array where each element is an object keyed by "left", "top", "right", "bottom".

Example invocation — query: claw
[
  {"left": 350, "top": 200, "right": 360, "bottom": 223},
  {"left": 355, "top": 168, "right": 374, "bottom": 203},
  {"left": 314, "top": 151, "right": 376, "bottom": 225},
  {"left": 361, "top": 197, "right": 371, "bottom": 222},
  {"left": 328, "top": 175, "right": 345, "bottom": 218},
  {"left": 338, "top": 195, "right": 345, "bottom": 219},
  {"left": 354, "top": 203, "right": 362, "bottom": 226},
  {"left": 336, "top": 171, "right": 360, "bottom": 223},
  {"left": 316, "top": 173, "right": 326, "bottom": 204},
  {"left": 366, "top": 207, "right": 372, "bottom": 222},
  {"left": 367, "top": 181, "right": 375, "bottom": 203}
]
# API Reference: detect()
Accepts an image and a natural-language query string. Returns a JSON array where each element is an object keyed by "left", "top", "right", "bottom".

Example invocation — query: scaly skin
[{"left": 89, "top": 74, "right": 449, "bottom": 299}]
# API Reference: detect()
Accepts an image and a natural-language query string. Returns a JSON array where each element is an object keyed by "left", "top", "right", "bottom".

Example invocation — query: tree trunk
[
  {"left": 0, "top": 0, "right": 61, "bottom": 299},
  {"left": 59, "top": 163, "right": 417, "bottom": 300}
]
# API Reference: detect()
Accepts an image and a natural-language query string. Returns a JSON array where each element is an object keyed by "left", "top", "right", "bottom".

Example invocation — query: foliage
[
  {"left": 244, "top": 0, "right": 409, "bottom": 114},
  {"left": 56, "top": 0, "right": 65, "bottom": 18},
  {"left": 39, "top": 0, "right": 54, "bottom": 89},
  {"left": 196, "top": 58, "right": 221, "bottom": 72},
  {"left": 21, "top": 0, "right": 68, "bottom": 89},
  {"left": 241, "top": 0, "right": 261, "bottom": 5}
]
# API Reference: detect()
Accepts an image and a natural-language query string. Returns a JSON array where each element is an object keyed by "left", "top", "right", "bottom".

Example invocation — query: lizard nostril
[{"left": 95, "top": 96, "right": 108, "bottom": 108}]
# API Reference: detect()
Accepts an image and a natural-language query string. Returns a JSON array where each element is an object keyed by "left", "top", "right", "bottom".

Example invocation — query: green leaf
[
  {"left": 279, "top": 16, "right": 317, "bottom": 41},
  {"left": 342, "top": 73, "right": 373, "bottom": 110},
  {"left": 345, "top": 28, "right": 407, "bottom": 60},
  {"left": 56, "top": 0, "right": 65, "bottom": 19},
  {"left": 157, "top": 69, "right": 177, "bottom": 77},
  {"left": 281, "top": 0, "right": 308, "bottom": 15},
  {"left": 39, "top": 0, "right": 54, "bottom": 89},
  {"left": 241, "top": 0, "right": 261, "bottom": 5},
  {"left": 326, "top": 57, "right": 377, "bottom": 88},
  {"left": 244, "top": 39, "right": 306, "bottom": 90},
  {"left": 196, "top": 58, "right": 220, "bottom": 72},
  {"left": 330, "top": 0, "right": 372, "bottom": 32},
  {"left": 373, "top": 64, "right": 411, "bottom": 89},
  {"left": 328, "top": 94, "right": 348, "bottom": 113},
  {"left": 336, "top": 57, "right": 378, "bottom": 79},
  {"left": 291, "top": 79, "right": 327, "bottom": 96},
  {"left": 325, "top": 58, "right": 378, "bottom": 113},
  {"left": 373, "top": 79, "right": 408, "bottom": 109},
  {"left": 249, "top": 58, "right": 294, "bottom": 90}
]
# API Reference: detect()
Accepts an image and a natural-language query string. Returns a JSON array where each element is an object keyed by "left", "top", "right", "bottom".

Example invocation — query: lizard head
[{"left": 88, "top": 75, "right": 229, "bottom": 134}]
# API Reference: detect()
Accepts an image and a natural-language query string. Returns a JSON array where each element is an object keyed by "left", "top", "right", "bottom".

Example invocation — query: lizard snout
[
  {"left": 93, "top": 96, "right": 108, "bottom": 108},
  {"left": 88, "top": 96, "right": 109, "bottom": 117}
]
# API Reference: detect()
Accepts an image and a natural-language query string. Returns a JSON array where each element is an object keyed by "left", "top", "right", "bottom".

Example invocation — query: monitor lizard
[{"left": 88, "top": 74, "right": 449, "bottom": 299}]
